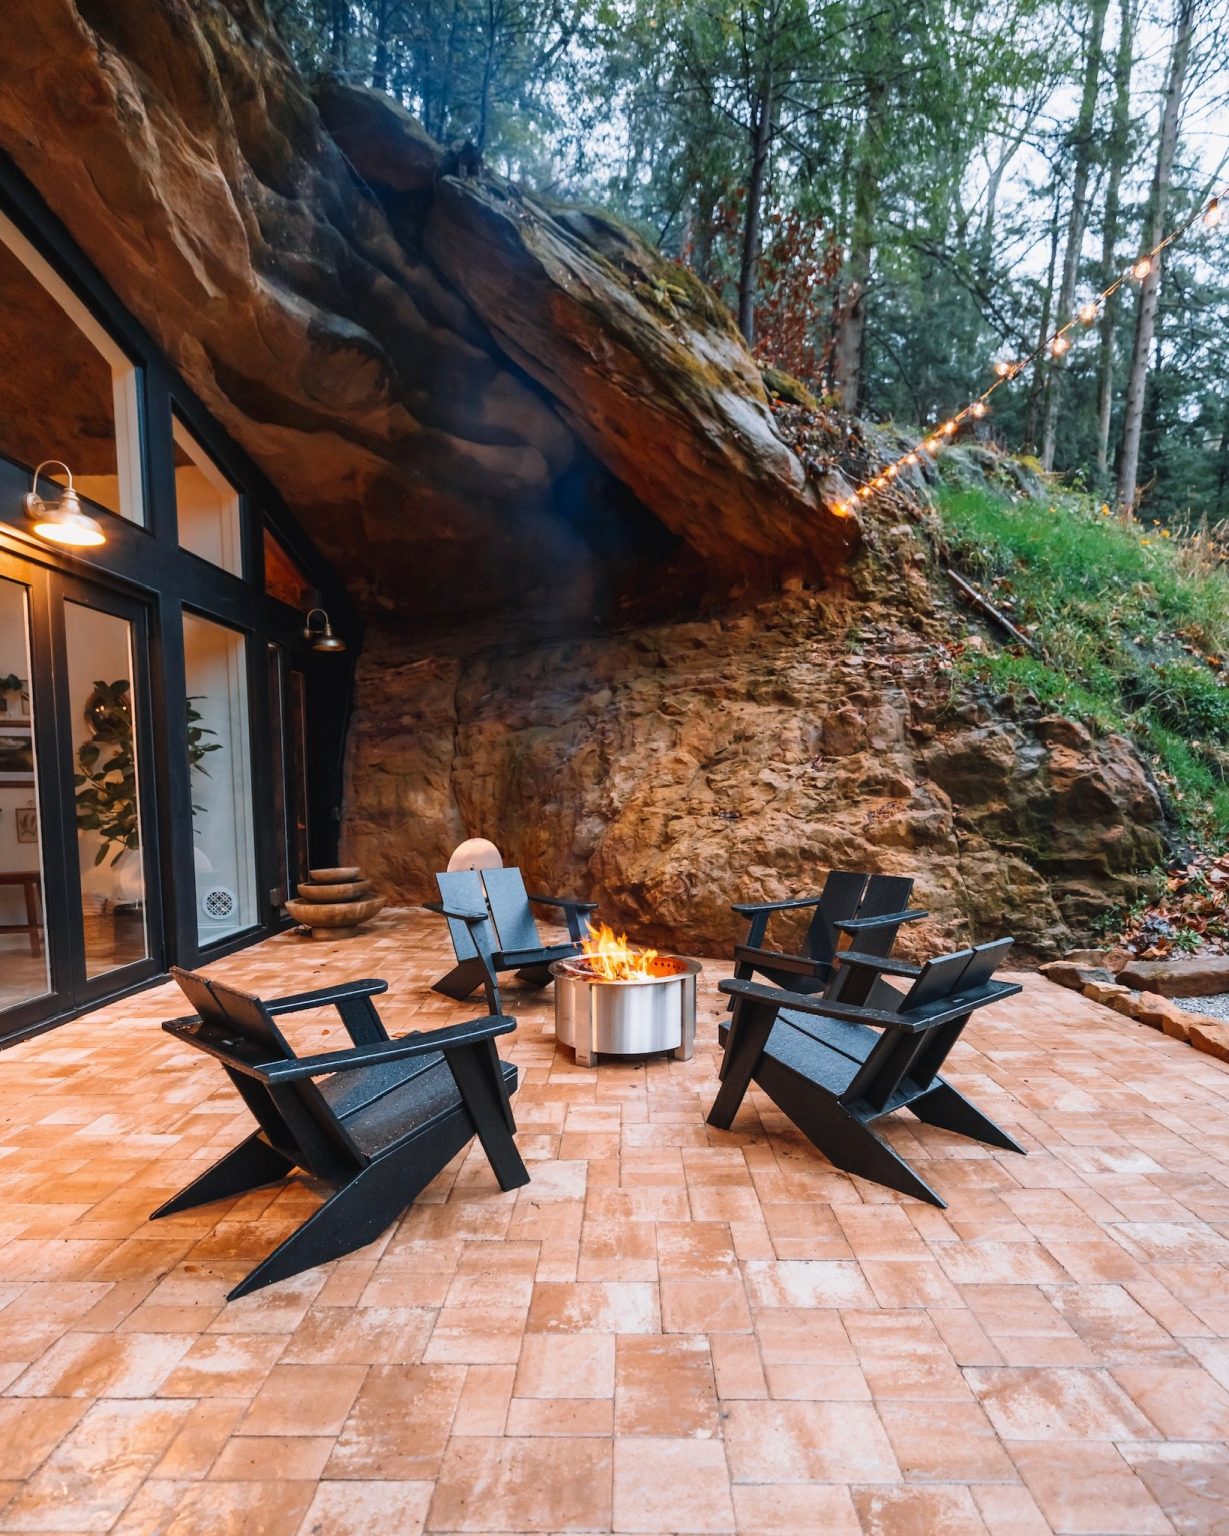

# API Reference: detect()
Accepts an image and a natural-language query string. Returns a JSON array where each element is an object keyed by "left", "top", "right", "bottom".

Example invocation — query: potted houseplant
[{"left": 75, "top": 684, "right": 219, "bottom": 883}]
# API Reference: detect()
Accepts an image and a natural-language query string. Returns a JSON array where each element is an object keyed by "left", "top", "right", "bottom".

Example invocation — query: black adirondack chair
[
  {"left": 730, "top": 871, "right": 925, "bottom": 1005},
  {"left": 426, "top": 867, "right": 596, "bottom": 1010},
  {"left": 151, "top": 967, "right": 530, "bottom": 1299},
  {"left": 709, "top": 938, "right": 1024, "bottom": 1207}
]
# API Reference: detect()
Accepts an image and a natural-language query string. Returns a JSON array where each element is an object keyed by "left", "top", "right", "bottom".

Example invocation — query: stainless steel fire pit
[{"left": 550, "top": 954, "right": 700, "bottom": 1067}]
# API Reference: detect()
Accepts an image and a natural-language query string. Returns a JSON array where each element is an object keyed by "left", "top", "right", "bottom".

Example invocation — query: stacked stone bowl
[{"left": 285, "top": 866, "right": 385, "bottom": 939}]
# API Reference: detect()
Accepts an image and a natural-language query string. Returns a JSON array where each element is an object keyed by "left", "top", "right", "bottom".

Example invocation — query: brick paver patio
[{"left": 0, "top": 908, "right": 1227, "bottom": 1534}]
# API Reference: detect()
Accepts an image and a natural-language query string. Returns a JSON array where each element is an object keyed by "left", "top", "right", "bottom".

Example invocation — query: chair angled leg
[
  {"left": 764, "top": 1067, "right": 948, "bottom": 1206},
  {"left": 227, "top": 1135, "right": 455, "bottom": 1300},
  {"left": 909, "top": 1080, "right": 1027, "bottom": 1154},
  {"left": 445, "top": 1042, "right": 531, "bottom": 1192},
  {"left": 151, "top": 1132, "right": 294, "bottom": 1220},
  {"left": 707, "top": 1001, "right": 778, "bottom": 1129},
  {"left": 433, "top": 958, "right": 490, "bottom": 1003},
  {"left": 513, "top": 964, "right": 554, "bottom": 988}
]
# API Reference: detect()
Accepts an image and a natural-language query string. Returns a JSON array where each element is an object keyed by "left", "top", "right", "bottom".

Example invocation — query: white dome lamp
[
  {"left": 24, "top": 461, "right": 106, "bottom": 548},
  {"left": 447, "top": 838, "right": 503, "bottom": 873}
]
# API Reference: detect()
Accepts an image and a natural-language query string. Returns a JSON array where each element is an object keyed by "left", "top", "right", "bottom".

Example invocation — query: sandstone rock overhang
[{"left": 0, "top": 0, "right": 859, "bottom": 621}]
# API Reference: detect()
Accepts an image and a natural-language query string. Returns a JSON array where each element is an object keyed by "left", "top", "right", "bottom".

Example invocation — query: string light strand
[{"left": 831, "top": 184, "right": 1228, "bottom": 518}]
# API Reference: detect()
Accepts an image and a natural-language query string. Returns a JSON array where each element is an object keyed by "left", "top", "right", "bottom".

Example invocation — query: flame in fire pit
[{"left": 580, "top": 921, "right": 659, "bottom": 981}]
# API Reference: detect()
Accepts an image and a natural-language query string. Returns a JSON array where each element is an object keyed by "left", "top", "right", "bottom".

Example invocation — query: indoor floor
[{"left": 0, "top": 908, "right": 1226, "bottom": 1534}]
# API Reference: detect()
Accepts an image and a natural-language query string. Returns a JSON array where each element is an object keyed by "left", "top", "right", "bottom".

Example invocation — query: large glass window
[
  {"left": 0, "top": 575, "right": 48, "bottom": 1010},
  {"left": 0, "top": 214, "right": 144, "bottom": 526},
  {"left": 174, "top": 418, "right": 242, "bottom": 575},
  {"left": 183, "top": 612, "right": 257, "bottom": 943},
  {"left": 65, "top": 602, "right": 148, "bottom": 977}
]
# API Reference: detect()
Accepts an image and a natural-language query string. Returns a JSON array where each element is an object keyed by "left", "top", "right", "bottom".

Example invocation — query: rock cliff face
[
  {"left": 1, "top": 0, "right": 1171, "bottom": 951},
  {"left": 0, "top": 0, "right": 855, "bottom": 618},
  {"left": 344, "top": 521, "right": 1166, "bottom": 957}
]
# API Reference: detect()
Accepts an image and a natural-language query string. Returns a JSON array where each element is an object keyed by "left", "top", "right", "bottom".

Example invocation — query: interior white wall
[
  {"left": 174, "top": 421, "right": 240, "bottom": 575},
  {"left": 183, "top": 611, "right": 257, "bottom": 941}
]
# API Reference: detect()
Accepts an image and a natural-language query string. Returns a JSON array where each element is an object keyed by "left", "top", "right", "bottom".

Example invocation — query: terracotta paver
[{"left": 0, "top": 906, "right": 1225, "bottom": 1532}]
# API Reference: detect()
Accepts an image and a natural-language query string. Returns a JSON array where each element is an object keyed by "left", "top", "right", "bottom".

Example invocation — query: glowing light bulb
[
  {"left": 905, "top": 452, "right": 919, "bottom": 464},
  {"left": 971, "top": 401, "right": 988, "bottom": 418},
  {"left": 993, "top": 360, "right": 1014, "bottom": 378},
  {"left": 886, "top": 464, "right": 898, "bottom": 478},
  {"left": 1204, "top": 198, "right": 1222, "bottom": 229},
  {"left": 942, "top": 420, "right": 957, "bottom": 435},
  {"left": 1132, "top": 257, "right": 1153, "bottom": 280},
  {"left": 1077, "top": 301, "right": 1099, "bottom": 326},
  {"left": 1050, "top": 334, "right": 1071, "bottom": 358}
]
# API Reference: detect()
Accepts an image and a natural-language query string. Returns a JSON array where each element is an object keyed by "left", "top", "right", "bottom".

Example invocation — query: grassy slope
[{"left": 934, "top": 482, "right": 1229, "bottom": 844}]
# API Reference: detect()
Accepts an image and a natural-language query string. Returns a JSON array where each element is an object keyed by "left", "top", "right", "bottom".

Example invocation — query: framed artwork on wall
[
  {"left": 0, "top": 725, "right": 34, "bottom": 784},
  {"left": 0, "top": 676, "right": 29, "bottom": 719},
  {"left": 15, "top": 805, "right": 37, "bottom": 843}
]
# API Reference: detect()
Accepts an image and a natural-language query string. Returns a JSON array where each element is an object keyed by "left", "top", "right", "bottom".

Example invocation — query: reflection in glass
[
  {"left": 264, "top": 531, "right": 315, "bottom": 609},
  {"left": 268, "top": 646, "right": 310, "bottom": 903},
  {"left": 0, "top": 217, "right": 144, "bottom": 525},
  {"left": 184, "top": 612, "right": 257, "bottom": 943},
  {"left": 174, "top": 417, "right": 242, "bottom": 575},
  {"left": 65, "top": 602, "right": 149, "bottom": 978},
  {"left": 0, "top": 577, "right": 48, "bottom": 1009}
]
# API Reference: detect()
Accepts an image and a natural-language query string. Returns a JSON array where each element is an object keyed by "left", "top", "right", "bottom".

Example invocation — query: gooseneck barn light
[
  {"left": 24, "top": 461, "right": 106, "bottom": 548},
  {"left": 303, "top": 607, "right": 346, "bottom": 653}
]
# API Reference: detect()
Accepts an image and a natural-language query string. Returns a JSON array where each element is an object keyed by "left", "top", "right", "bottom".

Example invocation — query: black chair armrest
[
  {"left": 733, "top": 944, "right": 827, "bottom": 978},
  {"left": 730, "top": 895, "right": 825, "bottom": 916},
  {"left": 718, "top": 976, "right": 1022, "bottom": 1035},
  {"left": 496, "top": 942, "right": 581, "bottom": 967},
  {"left": 834, "top": 951, "right": 922, "bottom": 979},
  {"left": 260, "top": 1014, "right": 518, "bottom": 1084},
  {"left": 719, "top": 977, "right": 916, "bottom": 1029},
  {"left": 527, "top": 894, "right": 598, "bottom": 913},
  {"left": 834, "top": 908, "right": 928, "bottom": 934},
  {"left": 264, "top": 978, "right": 389, "bottom": 1015},
  {"left": 423, "top": 899, "right": 489, "bottom": 923}
]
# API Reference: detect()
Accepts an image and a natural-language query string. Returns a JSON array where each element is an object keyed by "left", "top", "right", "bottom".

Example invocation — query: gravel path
[{"left": 1174, "top": 992, "right": 1229, "bottom": 1019}]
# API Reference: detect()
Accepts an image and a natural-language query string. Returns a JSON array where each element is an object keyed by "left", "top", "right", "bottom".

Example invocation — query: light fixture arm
[
  {"left": 25, "top": 461, "right": 75, "bottom": 515},
  {"left": 303, "top": 607, "right": 346, "bottom": 653}
]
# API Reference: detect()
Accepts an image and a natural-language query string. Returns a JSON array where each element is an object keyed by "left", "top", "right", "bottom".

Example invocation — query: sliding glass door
[
  {"left": 0, "top": 570, "right": 50, "bottom": 1020},
  {"left": 0, "top": 557, "right": 161, "bottom": 1041}
]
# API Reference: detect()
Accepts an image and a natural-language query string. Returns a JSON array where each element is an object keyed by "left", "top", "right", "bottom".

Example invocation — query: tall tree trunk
[
  {"left": 1024, "top": 187, "right": 1062, "bottom": 452},
  {"left": 329, "top": 0, "right": 349, "bottom": 69},
  {"left": 1115, "top": 0, "right": 1196, "bottom": 512},
  {"left": 1041, "top": 0, "right": 1111, "bottom": 470},
  {"left": 476, "top": 0, "right": 499, "bottom": 152},
  {"left": 371, "top": 0, "right": 391, "bottom": 91},
  {"left": 737, "top": 71, "right": 774, "bottom": 345},
  {"left": 1095, "top": 0, "right": 1137, "bottom": 483},
  {"left": 832, "top": 21, "right": 888, "bottom": 412}
]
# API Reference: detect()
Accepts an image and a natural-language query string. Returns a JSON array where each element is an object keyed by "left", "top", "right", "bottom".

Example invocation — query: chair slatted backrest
[
  {"left": 853, "top": 875, "right": 915, "bottom": 954},
  {"left": 840, "top": 947, "right": 976, "bottom": 1114},
  {"left": 827, "top": 874, "right": 917, "bottom": 1007},
  {"left": 910, "top": 938, "right": 1014, "bottom": 1088},
  {"left": 436, "top": 870, "right": 499, "bottom": 964},
  {"left": 482, "top": 867, "right": 543, "bottom": 954},
  {"left": 170, "top": 968, "right": 365, "bottom": 1181},
  {"left": 801, "top": 870, "right": 868, "bottom": 967}
]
